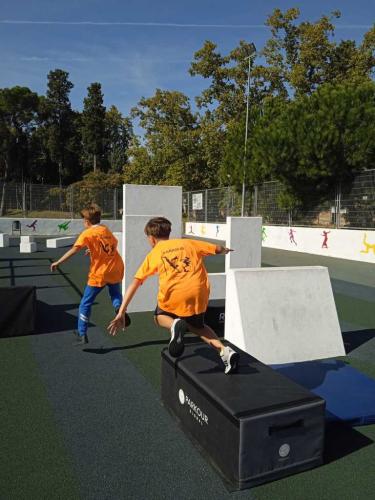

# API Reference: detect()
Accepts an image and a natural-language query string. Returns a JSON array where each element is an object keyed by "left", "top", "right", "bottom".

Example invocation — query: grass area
[{"left": 0, "top": 337, "right": 80, "bottom": 499}]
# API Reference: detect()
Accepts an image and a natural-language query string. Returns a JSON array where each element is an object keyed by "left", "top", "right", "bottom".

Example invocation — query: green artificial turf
[{"left": 0, "top": 337, "right": 80, "bottom": 500}]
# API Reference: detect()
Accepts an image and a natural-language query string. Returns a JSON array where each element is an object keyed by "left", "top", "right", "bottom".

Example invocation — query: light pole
[{"left": 241, "top": 43, "right": 256, "bottom": 216}]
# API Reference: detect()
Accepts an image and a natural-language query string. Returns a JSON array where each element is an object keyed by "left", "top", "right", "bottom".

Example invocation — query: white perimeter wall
[
  {"left": 185, "top": 222, "right": 375, "bottom": 264},
  {"left": 0, "top": 217, "right": 122, "bottom": 236}
]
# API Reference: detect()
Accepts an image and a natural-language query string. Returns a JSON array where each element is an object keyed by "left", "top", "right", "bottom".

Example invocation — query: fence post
[
  {"left": 253, "top": 185, "right": 258, "bottom": 216},
  {"left": 70, "top": 186, "right": 74, "bottom": 220},
  {"left": 29, "top": 183, "right": 32, "bottom": 213},
  {"left": 113, "top": 187, "right": 118, "bottom": 220},
  {"left": 22, "top": 182, "right": 26, "bottom": 217},
  {"left": 187, "top": 191, "right": 190, "bottom": 221},
  {"left": 337, "top": 182, "right": 341, "bottom": 229},
  {"left": 205, "top": 189, "right": 208, "bottom": 223}
]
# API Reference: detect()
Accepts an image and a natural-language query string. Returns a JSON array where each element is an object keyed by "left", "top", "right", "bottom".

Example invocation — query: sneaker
[
  {"left": 115, "top": 308, "right": 131, "bottom": 328},
  {"left": 169, "top": 318, "right": 187, "bottom": 357},
  {"left": 220, "top": 346, "right": 239, "bottom": 374},
  {"left": 73, "top": 330, "right": 89, "bottom": 346}
]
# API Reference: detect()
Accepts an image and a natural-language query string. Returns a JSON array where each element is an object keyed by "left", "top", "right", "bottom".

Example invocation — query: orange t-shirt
[
  {"left": 74, "top": 224, "right": 124, "bottom": 287},
  {"left": 134, "top": 238, "right": 217, "bottom": 316}
]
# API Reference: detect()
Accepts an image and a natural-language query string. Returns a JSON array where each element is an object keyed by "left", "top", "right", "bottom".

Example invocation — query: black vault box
[
  {"left": 0, "top": 286, "right": 36, "bottom": 338},
  {"left": 161, "top": 343, "right": 325, "bottom": 490}
]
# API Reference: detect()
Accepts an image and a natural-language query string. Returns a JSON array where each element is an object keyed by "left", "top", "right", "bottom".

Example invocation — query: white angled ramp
[
  {"left": 46, "top": 236, "right": 76, "bottom": 248},
  {"left": 224, "top": 267, "right": 345, "bottom": 364}
]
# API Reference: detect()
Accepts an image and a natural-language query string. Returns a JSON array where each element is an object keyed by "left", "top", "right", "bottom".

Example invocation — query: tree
[
  {"left": 0, "top": 86, "right": 39, "bottom": 215},
  {"left": 105, "top": 106, "right": 133, "bottom": 172},
  {"left": 44, "top": 69, "right": 75, "bottom": 188},
  {"left": 131, "top": 89, "right": 210, "bottom": 189},
  {"left": 248, "top": 82, "right": 375, "bottom": 206},
  {"left": 81, "top": 82, "right": 106, "bottom": 172}
]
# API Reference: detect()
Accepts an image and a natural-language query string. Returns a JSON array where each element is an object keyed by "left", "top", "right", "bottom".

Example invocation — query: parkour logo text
[{"left": 178, "top": 389, "right": 208, "bottom": 426}]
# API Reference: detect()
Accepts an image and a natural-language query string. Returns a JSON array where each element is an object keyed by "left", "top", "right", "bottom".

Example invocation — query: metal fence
[
  {"left": 183, "top": 169, "right": 375, "bottom": 229},
  {"left": 0, "top": 182, "right": 123, "bottom": 219}
]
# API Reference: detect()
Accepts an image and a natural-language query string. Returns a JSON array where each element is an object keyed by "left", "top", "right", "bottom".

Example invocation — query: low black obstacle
[
  {"left": 0, "top": 286, "right": 36, "bottom": 338},
  {"left": 161, "top": 343, "right": 325, "bottom": 490}
]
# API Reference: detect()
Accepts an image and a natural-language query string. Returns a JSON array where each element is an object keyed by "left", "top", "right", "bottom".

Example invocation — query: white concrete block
[
  {"left": 20, "top": 235, "right": 35, "bottom": 244},
  {"left": 20, "top": 241, "right": 37, "bottom": 253},
  {"left": 224, "top": 267, "right": 345, "bottom": 364},
  {"left": 123, "top": 214, "right": 182, "bottom": 313},
  {"left": 112, "top": 232, "right": 123, "bottom": 257},
  {"left": 0, "top": 233, "right": 9, "bottom": 247},
  {"left": 123, "top": 184, "right": 182, "bottom": 218},
  {"left": 225, "top": 217, "right": 262, "bottom": 271},
  {"left": 208, "top": 273, "right": 226, "bottom": 300},
  {"left": 46, "top": 236, "right": 76, "bottom": 248}
]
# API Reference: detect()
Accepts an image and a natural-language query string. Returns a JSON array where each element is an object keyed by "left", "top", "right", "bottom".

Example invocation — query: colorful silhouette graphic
[
  {"left": 289, "top": 228, "right": 297, "bottom": 246},
  {"left": 261, "top": 226, "right": 267, "bottom": 242},
  {"left": 321, "top": 230, "right": 330, "bottom": 248},
  {"left": 216, "top": 225, "right": 220, "bottom": 237},
  {"left": 188, "top": 225, "right": 194, "bottom": 234},
  {"left": 58, "top": 221, "right": 71, "bottom": 232},
  {"left": 200, "top": 224, "right": 206, "bottom": 236},
  {"left": 26, "top": 220, "right": 38, "bottom": 231},
  {"left": 360, "top": 233, "right": 375, "bottom": 255}
]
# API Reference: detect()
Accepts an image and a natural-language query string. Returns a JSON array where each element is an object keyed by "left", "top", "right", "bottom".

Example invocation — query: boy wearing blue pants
[{"left": 50, "top": 204, "right": 127, "bottom": 345}]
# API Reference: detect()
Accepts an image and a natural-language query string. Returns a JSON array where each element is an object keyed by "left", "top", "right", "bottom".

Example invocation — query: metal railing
[
  {"left": 183, "top": 170, "right": 375, "bottom": 229},
  {"left": 0, "top": 182, "right": 123, "bottom": 219}
]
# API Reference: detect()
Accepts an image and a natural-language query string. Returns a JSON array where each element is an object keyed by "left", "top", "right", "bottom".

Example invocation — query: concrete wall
[
  {"left": 224, "top": 267, "right": 345, "bottom": 364},
  {"left": 0, "top": 217, "right": 122, "bottom": 236},
  {"left": 185, "top": 221, "right": 375, "bottom": 263},
  {"left": 122, "top": 184, "right": 183, "bottom": 312}
]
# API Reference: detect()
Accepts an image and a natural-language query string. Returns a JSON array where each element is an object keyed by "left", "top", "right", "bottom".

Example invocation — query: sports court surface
[{"left": 1, "top": 239, "right": 374, "bottom": 499}]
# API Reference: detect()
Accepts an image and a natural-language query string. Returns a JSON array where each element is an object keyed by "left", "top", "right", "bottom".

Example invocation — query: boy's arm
[
  {"left": 107, "top": 278, "right": 142, "bottom": 335},
  {"left": 50, "top": 246, "right": 81, "bottom": 272},
  {"left": 215, "top": 245, "right": 233, "bottom": 255}
]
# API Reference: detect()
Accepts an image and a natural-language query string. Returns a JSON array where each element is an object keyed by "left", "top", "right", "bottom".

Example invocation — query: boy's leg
[
  {"left": 107, "top": 282, "right": 122, "bottom": 311},
  {"left": 77, "top": 285, "right": 102, "bottom": 343},
  {"left": 107, "top": 283, "right": 131, "bottom": 328},
  {"left": 187, "top": 321, "right": 239, "bottom": 375},
  {"left": 154, "top": 310, "right": 187, "bottom": 357}
]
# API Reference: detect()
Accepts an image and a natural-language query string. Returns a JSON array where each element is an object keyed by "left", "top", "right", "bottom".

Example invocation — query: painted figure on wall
[
  {"left": 321, "top": 230, "right": 330, "bottom": 248},
  {"left": 261, "top": 226, "right": 267, "bottom": 242},
  {"left": 26, "top": 220, "right": 38, "bottom": 232},
  {"left": 188, "top": 225, "right": 194, "bottom": 234},
  {"left": 58, "top": 221, "right": 71, "bottom": 232},
  {"left": 360, "top": 233, "right": 375, "bottom": 255},
  {"left": 289, "top": 228, "right": 297, "bottom": 246},
  {"left": 216, "top": 225, "right": 220, "bottom": 237},
  {"left": 200, "top": 224, "right": 206, "bottom": 236}
]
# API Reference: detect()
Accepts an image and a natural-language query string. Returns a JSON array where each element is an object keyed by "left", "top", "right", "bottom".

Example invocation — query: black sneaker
[
  {"left": 114, "top": 308, "right": 131, "bottom": 328},
  {"left": 73, "top": 330, "right": 88, "bottom": 346},
  {"left": 220, "top": 346, "right": 239, "bottom": 374},
  {"left": 169, "top": 318, "right": 187, "bottom": 357}
]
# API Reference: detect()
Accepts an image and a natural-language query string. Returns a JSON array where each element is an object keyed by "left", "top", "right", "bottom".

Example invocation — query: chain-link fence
[
  {"left": 0, "top": 182, "right": 123, "bottom": 219},
  {"left": 184, "top": 169, "right": 375, "bottom": 229}
]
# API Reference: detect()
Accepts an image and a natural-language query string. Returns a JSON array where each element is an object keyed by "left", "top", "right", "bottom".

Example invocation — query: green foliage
[{"left": 81, "top": 83, "right": 106, "bottom": 172}]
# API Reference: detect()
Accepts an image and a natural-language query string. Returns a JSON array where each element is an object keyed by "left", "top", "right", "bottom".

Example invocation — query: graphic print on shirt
[
  {"left": 161, "top": 248, "right": 192, "bottom": 274},
  {"left": 99, "top": 239, "right": 116, "bottom": 256}
]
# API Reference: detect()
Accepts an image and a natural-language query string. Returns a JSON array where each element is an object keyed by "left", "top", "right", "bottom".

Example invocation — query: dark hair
[
  {"left": 144, "top": 217, "right": 172, "bottom": 238},
  {"left": 80, "top": 204, "right": 101, "bottom": 224}
]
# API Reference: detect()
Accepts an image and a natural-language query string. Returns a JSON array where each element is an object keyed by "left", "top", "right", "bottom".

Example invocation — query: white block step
[
  {"left": 224, "top": 267, "right": 345, "bottom": 364},
  {"left": 0, "top": 234, "right": 9, "bottom": 247},
  {"left": 20, "top": 235, "right": 35, "bottom": 244},
  {"left": 46, "top": 236, "right": 76, "bottom": 248},
  {"left": 20, "top": 241, "right": 37, "bottom": 253}
]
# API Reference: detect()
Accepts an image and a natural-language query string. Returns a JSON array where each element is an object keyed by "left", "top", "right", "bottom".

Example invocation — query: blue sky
[{"left": 1, "top": 0, "right": 374, "bottom": 125}]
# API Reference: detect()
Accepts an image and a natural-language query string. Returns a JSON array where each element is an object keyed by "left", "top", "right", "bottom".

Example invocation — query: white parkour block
[
  {"left": 226, "top": 217, "right": 262, "bottom": 271},
  {"left": 20, "top": 241, "right": 37, "bottom": 253},
  {"left": 0, "top": 234, "right": 9, "bottom": 247},
  {"left": 46, "top": 236, "right": 76, "bottom": 248},
  {"left": 224, "top": 267, "right": 345, "bottom": 364},
  {"left": 20, "top": 235, "right": 35, "bottom": 244},
  {"left": 112, "top": 232, "right": 123, "bottom": 257}
]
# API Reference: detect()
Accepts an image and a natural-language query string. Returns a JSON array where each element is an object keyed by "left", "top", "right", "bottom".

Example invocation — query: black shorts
[{"left": 154, "top": 305, "right": 205, "bottom": 329}]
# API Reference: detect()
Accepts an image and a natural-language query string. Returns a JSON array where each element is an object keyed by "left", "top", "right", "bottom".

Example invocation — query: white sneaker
[
  {"left": 169, "top": 319, "right": 187, "bottom": 357},
  {"left": 220, "top": 346, "right": 239, "bottom": 374}
]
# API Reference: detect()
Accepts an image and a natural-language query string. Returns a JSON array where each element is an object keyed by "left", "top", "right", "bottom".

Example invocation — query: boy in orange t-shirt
[
  {"left": 51, "top": 204, "right": 127, "bottom": 345},
  {"left": 108, "top": 217, "right": 239, "bottom": 374}
]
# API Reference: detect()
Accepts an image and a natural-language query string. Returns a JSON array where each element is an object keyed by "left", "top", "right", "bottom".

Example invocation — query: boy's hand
[
  {"left": 222, "top": 247, "right": 233, "bottom": 254},
  {"left": 50, "top": 262, "right": 59, "bottom": 272},
  {"left": 85, "top": 249, "right": 90, "bottom": 256},
  {"left": 108, "top": 314, "right": 125, "bottom": 336}
]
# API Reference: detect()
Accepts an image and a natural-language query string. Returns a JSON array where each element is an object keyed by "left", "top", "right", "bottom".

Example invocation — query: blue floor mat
[{"left": 271, "top": 360, "right": 375, "bottom": 426}]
